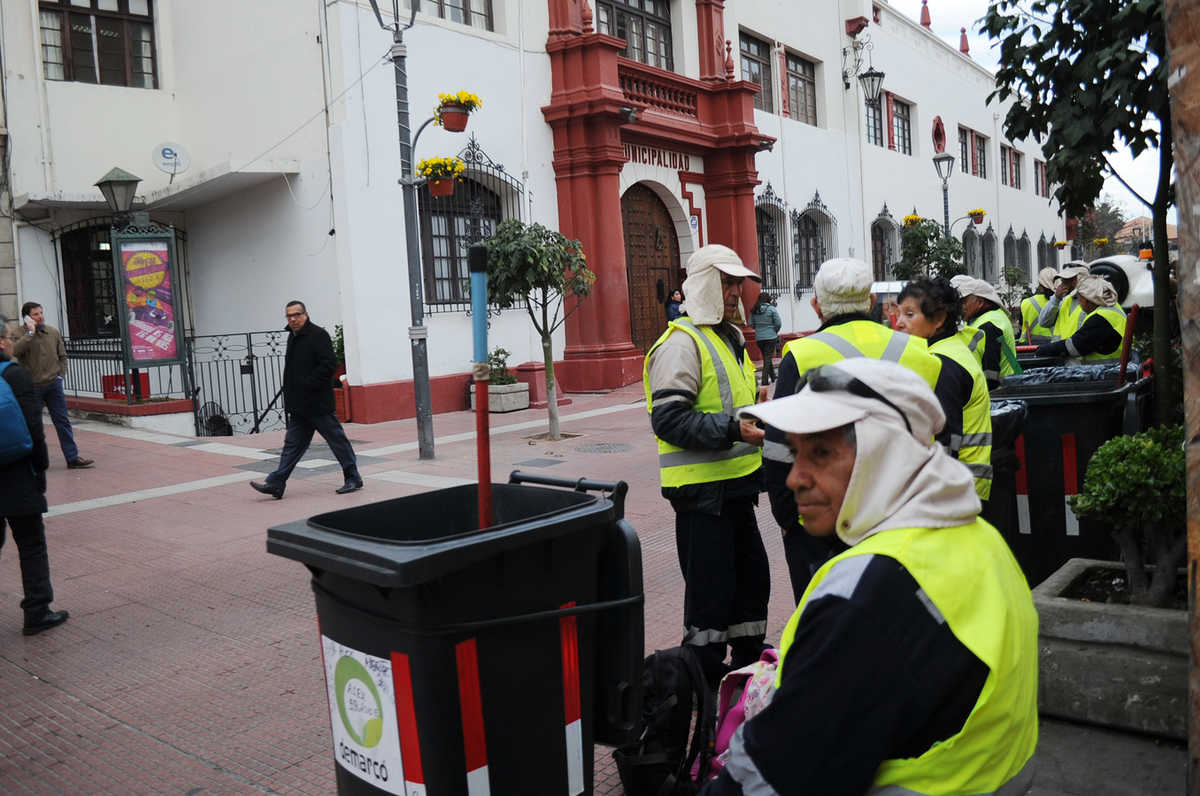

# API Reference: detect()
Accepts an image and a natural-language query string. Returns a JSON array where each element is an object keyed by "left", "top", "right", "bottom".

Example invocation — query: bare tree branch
[{"left": 1102, "top": 155, "right": 1154, "bottom": 209}]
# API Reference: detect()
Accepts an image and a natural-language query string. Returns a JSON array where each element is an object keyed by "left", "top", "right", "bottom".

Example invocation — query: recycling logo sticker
[{"left": 322, "top": 637, "right": 406, "bottom": 794}]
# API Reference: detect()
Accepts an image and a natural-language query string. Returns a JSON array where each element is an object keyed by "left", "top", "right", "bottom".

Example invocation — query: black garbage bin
[
  {"left": 991, "top": 367, "right": 1152, "bottom": 585},
  {"left": 981, "top": 400, "right": 1028, "bottom": 575},
  {"left": 267, "top": 472, "right": 644, "bottom": 796}
]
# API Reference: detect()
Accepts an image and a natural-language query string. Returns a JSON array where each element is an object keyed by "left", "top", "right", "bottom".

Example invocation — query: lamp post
[
  {"left": 95, "top": 167, "right": 142, "bottom": 225},
  {"left": 932, "top": 153, "right": 955, "bottom": 237}
]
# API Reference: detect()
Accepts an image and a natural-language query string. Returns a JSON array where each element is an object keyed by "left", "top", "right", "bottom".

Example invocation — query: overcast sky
[{"left": 901, "top": 0, "right": 1171, "bottom": 223}]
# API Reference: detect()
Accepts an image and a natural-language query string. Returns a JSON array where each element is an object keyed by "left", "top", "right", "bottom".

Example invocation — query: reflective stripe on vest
[
  {"left": 643, "top": 319, "right": 762, "bottom": 487},
  {"left": 777, "top": 520, "right": 1039, "bottom": 794},
  {"left": 974, "top": 308, "right": 1018, "bottom": 378},
  {"left": 1051, "top": 295, "right": 1085, "bottom": 341},
  {"left": 782, "top": 321, "right": 942, "bottom": 392},
  {"left": 1020, "top": 294, "right": 1053, "bottom": 344},
  {"left": 930, "top": 333, "right": 994, "bottom": 501},
  {"left": 1079, "top": 305, "right": 1127, "bottom": 363}
]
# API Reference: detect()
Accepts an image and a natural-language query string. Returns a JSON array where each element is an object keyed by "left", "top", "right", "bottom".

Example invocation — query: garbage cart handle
[{"left": 508, "top": 470, "right": 629, "bottom": 503}]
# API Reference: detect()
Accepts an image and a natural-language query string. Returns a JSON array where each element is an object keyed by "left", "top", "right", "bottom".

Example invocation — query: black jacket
[
  {"left": 0, "top": 353, "right": 49, "bottom": 516},
  {"left": 283, "top": 321, "right": 337, "bottom": 418}
]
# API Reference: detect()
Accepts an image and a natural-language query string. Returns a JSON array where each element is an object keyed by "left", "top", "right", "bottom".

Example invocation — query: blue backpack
[{"left": 0, "top": 361, "right": 33, "bottom": 465}]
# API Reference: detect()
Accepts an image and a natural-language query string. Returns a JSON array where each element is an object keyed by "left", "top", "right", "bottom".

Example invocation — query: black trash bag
[
  {"left": 988, "top": 400, "right": 1028, "bottom": 477},
  {"left": 999, "top": 362, "right": 1139, "bottom": 387}
]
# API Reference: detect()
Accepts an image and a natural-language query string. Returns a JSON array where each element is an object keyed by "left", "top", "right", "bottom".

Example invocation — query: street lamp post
[{"left": 932, "top": 153, "right": 955, "bottom": 237}]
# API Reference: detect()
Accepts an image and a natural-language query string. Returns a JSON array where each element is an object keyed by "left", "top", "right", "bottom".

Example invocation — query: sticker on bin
[{"left": 322, "top": 636, "right": 408, "bottom": 794}]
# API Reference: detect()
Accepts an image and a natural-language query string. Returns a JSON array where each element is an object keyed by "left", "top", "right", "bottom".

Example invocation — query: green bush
[
  {"left": 1069, "top": 425, "right": 1185, "bottom": 606},
  {"left": 487, "top": 347, "right": 517, "bottom": 385}
]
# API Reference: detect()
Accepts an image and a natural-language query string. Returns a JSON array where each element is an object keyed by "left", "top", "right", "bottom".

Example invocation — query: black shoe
[
  {"left": 67, "top": 458, "right": 94, "bottom": 469},
  {"left": 250, "top": 480, "right": 285, "bottom": 499},
  {"left": 23, "top": 609, "right": 69, "bottom": 636},
  {"left": 335, "top": 477, "right": 364, "bottom": 495}
]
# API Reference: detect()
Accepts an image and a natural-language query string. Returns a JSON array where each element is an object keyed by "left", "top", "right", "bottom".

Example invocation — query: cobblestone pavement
[{"left": 0, "top": 383, "right": 1185, "bottom": 794}]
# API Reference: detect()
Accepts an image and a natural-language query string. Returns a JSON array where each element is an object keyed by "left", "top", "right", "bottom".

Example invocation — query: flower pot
[
  {"left": 469, "top": 381, "right": 530, "bottom": 413},
  {"left": 970, "top": 213, "right": 984, "bottom": 225},
  {"left": 429, "top": 178, "right": 455, "bottom": 197},
  {"left": 439, "top": 102, "right": 469, "bottom": 132},
  {"left": 1033, "top": 557, "right": 1186, "bottom": 740}
]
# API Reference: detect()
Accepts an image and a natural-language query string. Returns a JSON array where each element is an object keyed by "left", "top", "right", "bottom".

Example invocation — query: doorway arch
[{"left": 621, "top": 182, "right": 684, "bottom": 352}]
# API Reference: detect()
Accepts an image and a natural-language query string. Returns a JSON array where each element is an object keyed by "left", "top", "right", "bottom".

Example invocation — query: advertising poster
[
  {"left": 321, "top": 636, "right": 407, "bottom": 794},
  {"left": 117, "top": 240, "right": 178, "bottom": 363}
]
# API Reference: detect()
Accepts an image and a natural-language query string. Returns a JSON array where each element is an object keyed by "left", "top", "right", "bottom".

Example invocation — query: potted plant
[
  {"left": 967, "top": 207, "right": 986, "bottom": 224},
  {"left": 1053, "top": 240, "right": 1068, "bottom": 250},
  {"left": 468, "top": 347, "right": 530, "bottom": 413},
  {"left": 434, "top": 91, "right": 482, "bottom": 132},
  {"left": 1032, "top": 425, "right": 1187, "bottom": 738},
  {"left": 331, "top": 323, "right": 350, "bottom": 422},
  {"left": 417, "top": 156, "right": 465, "bottom": 197}
]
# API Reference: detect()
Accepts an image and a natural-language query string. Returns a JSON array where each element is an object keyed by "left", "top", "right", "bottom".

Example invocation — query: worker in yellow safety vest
[
  {"left": 896, "top": 277, "right": 993, "bottom": 501},
  {"left": 1035, "top": 263, "right": 1091, "bottom": 341},
  {"left": 764, "top": 257, "right": 941, "bottom": 603},
  {"left": 699, "top": 358, "right": 1037, "bottom": 796},
  {"left": 957, "top": 277, "right": 1019, "bottom": 387},
  {"left": 1036, "top": 274, "right": 1127, "bottom": 363},
  {"left": 643, "top": 243, "right": 770, "bottom": 689},
  {"left": 1020, "top": 267, "right": 1057, "bottom": 344}
]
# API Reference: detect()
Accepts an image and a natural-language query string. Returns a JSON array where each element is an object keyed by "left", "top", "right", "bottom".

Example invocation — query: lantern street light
[
  {"left": 932, "top": 152, "right": 955, "bottom": 237},
  {"left": 95, "top": 167, "right": 142, "bottom": 226},
  {"left": 858, "top": 67, "right": 885, "bottom": 106}
]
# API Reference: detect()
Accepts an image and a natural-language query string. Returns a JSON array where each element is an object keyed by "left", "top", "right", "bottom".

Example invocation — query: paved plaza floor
[{"left": 0, "top": 383, "right": 1186, "bottom": 793}]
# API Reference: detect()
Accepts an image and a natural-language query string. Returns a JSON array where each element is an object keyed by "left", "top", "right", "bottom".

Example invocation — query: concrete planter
[
  {"left": 1033, "top": 557, "right": 1187, "bottom": 740},
  {"left": 469, "top": 381, "right": 530, "bottom": 413}
]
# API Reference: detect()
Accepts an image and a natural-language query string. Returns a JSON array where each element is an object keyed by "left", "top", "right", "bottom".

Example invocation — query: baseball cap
[
  {"left": 955, "top": 277, "right": 1002, "bottom": 306},
  {"left": 739, "top": 358, "right": 945, "bottom": 445},
  {"left": 684, "top": 243, "right": 761, "bottom": 281},
  {"left": 813, "top": 258, "right": 872, "bottom": 314}
]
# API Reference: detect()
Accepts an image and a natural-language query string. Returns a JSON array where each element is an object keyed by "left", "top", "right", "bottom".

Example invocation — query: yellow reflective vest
[
  {"left": 930, "top": 332, "right": 993, "bottom": 500},
  {"left": 643, "top": 319, "right": 762, "bottom": 487},
  {"left": 1079, "top": 305, "right": 1127, "bottom": 363},
  {"left": 781, "top": 320, "right": 942, "bottom": 392},
  {"left": 1020, "top": 294, "right": 1054, "bottom": 344},
  {"left": 777, "top": 519, "right": 1038, "bottom": 794},
  {"left": 1052, "top": 295, "right": 1086, "bottom": 341},
  {"left": 973, "top": 307, "right": 1019, "bottom": 378}
]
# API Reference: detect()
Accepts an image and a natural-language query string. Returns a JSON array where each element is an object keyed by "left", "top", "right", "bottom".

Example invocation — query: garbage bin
[
  {"left": 991, "top": 366, "right": 1152, "bottom": 585},
  {"left": 267, "top": 471, "right": 644, "bottom": 795},
  {"left": 1015, "top": 354, "right": 1062, "bottom": 371},
  {"left": 981, "top": 400, "right": 1028, "bottom": 574}
]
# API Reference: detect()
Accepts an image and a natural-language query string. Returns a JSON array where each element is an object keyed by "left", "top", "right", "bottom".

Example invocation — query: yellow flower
[
  {"left": 1093, "top": 237, "right": 1109, "bottom": 247},
  {"left": 416, "top": 156, "right": 466, "bottom": 180},
  {"left": 1053, "top": 240, "right": 1068, "bottom": 248},
  {"left": 966, "top": 208, "right": 986, "bottom": 217},
  {"left": 433, "top": 90, "right": 482, "bottom": 125},
  {"left": 903, "top": 213, "right": 922, "bottom": 227}
]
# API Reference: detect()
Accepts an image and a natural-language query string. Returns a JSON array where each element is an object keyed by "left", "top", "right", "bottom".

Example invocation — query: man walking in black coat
[
  {"left": 0, "top": 320, "right": 68, "bottom": 634},
  {"left": 251, "top": 301, "right": 362, "bottom": 499}
]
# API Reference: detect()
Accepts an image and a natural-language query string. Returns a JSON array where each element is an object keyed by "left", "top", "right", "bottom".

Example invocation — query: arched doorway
[{"left": 621, "top": 183, "right": 681, "bottom": 352}]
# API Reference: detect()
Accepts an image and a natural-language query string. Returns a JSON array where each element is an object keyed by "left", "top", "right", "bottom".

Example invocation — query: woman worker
[{"left": 1035, "top": 274, "right": 1126, "bottom": 363}]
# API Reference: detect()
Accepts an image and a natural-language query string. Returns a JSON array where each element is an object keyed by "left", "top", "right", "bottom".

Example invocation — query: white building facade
[{"left": 0, "top": 0, "right": 1066, "bottom": 429}]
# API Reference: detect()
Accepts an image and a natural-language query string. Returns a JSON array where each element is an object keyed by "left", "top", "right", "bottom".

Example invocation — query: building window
[
  {"left": 962, "top": 226, "right": 980, "bottom": 278},
  {"left": 1035, "top": 160, "right": 1050, "bottom": 198},
  {"left": 597, "top": 0, "right": 671, "bottom": 70},
  {"left": 1017, "top": 232, "right": 1031, "bottom": 281},
  {"left": 1003, "top": 228, "right": 1017, "bottom": 274},
  {"left": 785, "top": 53, "right": 817, "bottom": 126},
  {"left": 958, "top": 127, "right": 970, "bottom": 174},
  {"left": 892, "top": 99, "right": 912, "bottom": 155},
  {"left": 1037, "top": 234, "right": 1053, "bottom": 271},
  {"left": 1000, "top": 145, "right": 1022, "bottom": 188},
  {"left": 39, "top": 0, "right": 156, "bottom": 88},
  {"left": 755, "top": 208, "right": 784, "bottom": 291},
  {"left": 740, "top": 32, "right": 773, "bottom": 112},
  {"left": 61, "top": 225, "right": 120, "bottom": 338},
  {"left": 981, "top": 227, "right": 997, "bottom": 282},
  {"left": 1011, "top": 150, "right": 1023, "bottom": 190},
  {"left": 866, "top": 100, "right": 884, "bottom": 147},
  {"left": 419, "top": 179, "right": 502, "bottom": 305},
  {"left": 427, "top": 0, "right": 493, "bottom": 30},
  {"left": 792, "top": 205, "right": 835, "bottom": 291},
  {"left": 973, "top": 133, "right": 988, "bottom": 179},
  {"left": 870, "top": 219, "right": 896, "bottom": 281}
]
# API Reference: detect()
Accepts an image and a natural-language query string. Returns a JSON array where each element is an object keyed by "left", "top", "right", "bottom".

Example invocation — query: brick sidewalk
[{"left": 0, "top": 385, "right": 1185, "bottom": 793}]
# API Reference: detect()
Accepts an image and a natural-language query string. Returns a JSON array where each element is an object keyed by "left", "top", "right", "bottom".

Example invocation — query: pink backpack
[{"left": 694, "top": 648, "right": 779, "bottom": 780}]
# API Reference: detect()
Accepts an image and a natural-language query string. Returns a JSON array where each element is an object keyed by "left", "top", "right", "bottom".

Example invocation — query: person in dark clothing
[
  {"left": 0, "top": 321, "right": 69, "bottom": 635},
  {"left": 251, "top": 302, "right": 362, "bottom": 499},
  {"left": 665, "top": 288, "right": 684, "bottom": 322},
  {"left": 1036, "top": 275, "right": 1125, "bottom": 362},
  {"left": 749, "top": 293, "right": 783, "bottom": 385}
]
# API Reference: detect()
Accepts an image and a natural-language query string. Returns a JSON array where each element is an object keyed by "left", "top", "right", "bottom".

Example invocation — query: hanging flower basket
[
  {"left": 1053, "top": 240, "right": 1068, "bottom": 250},
  {"left": 434, "top": 91, "right": 482, "bottom": 132},
  {"left": 902, "top": 213, "right": 923, "bottom": 227},
  {"left": 429, "top": 178, "right": 455, "bottom": 197},
  {"left": 967, "top": 208, "right": 986, "bottom": 225},
  {"left": 417, "top": 156, "right": 466, "bottom": 198}
]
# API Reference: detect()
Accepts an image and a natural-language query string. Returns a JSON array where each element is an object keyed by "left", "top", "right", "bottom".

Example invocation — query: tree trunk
[
  {"left": 1141, "top": 523, "right": 1187, "bottom": 609},
  {"left": 1151, "top": 109, "right": 1175, "bottom": 427},
  {"left": 1113, "top": 524, "right": 1149, "bottom": 602},
  {"left": 543, "top": 336, "right": 560, "bottom": 441},
  {"left": 1162, "top": 0, "right": 1200, "bottom": 787}
]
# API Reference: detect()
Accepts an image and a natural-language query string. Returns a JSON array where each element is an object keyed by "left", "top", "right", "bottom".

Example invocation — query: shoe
[
  {"left": 23, "top": 609, "right": 69, "bottom": 636},
  {"left": 250, "top": 480, "right": 285, "bottom": 499},
  {"left": 67, "top": 458, "right": 94, "bottom": 469},
  {"left": 335, "top": 477, "right": 364, "bottom": 495}
]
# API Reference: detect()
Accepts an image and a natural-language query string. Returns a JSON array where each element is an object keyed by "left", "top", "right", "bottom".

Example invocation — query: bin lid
[{"left": 266, "top": 483, "right": 618, "bottom": 587}]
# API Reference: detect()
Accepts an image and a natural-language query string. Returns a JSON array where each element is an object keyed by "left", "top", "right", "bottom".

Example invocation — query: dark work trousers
[
  {"left": 266, "top": 412, "right": 359, "bottom": 486},
  {"left": 758, "top": 339, "right": 778, "bottom": 386},
  {"left": 1, "top": 514, "right": 54, "bottom": 618},
  {"left": 675, "top": 497, "right": 770, "bottom": 688}
]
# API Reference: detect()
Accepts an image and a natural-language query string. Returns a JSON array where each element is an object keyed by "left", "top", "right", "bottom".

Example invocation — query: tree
[
  {"left": 1076, "top": 195, "right": 1127, "bottom": 260},
  {"left": 983, "top": 0, "right": 1175, "bottom": 425},
  {"left": 891, "top": 217, "right": 966, "bottom": 281},
  {"left": 482, "top": 220, "right": 596, "bottom": 440}
]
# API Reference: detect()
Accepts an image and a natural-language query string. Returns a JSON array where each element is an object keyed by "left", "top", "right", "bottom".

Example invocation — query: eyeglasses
[{"left": 798, "top": 365, "right": 913, "bottom": 434}]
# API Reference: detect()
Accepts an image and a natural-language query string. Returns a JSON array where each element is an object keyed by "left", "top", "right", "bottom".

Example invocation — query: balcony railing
[{"left": 617, "top": 61, "right": 699, "bottom": 119}]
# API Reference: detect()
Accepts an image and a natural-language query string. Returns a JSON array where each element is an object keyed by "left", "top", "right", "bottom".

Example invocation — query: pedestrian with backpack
[{"left": 0, "top": 320, "right": 69, "bottom": 635}]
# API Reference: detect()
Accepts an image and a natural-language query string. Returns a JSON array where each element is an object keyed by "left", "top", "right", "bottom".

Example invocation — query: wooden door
[{"left": 622, "top": 184, "right": 682, "bottom": 352}]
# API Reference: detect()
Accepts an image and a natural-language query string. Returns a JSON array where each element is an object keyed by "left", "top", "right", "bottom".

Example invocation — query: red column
[
  {"left": 695, "top": 0, "right": 728, "bottom": 82},
  {"left": 886, "top": 92, "right": 896, "bottom": 151}
]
